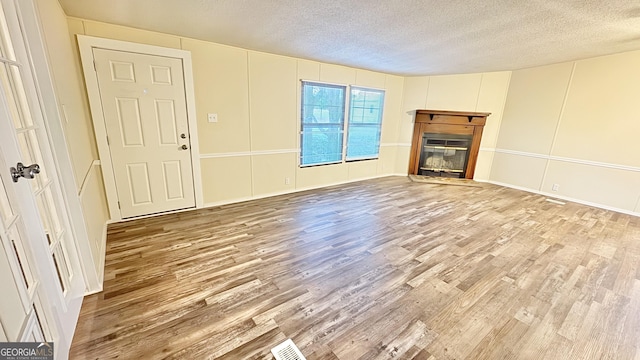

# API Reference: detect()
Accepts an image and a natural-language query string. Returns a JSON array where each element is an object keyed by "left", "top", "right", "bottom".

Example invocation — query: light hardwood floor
[{"left": 70, "top": 176, "right": 640, "bottom": 359}]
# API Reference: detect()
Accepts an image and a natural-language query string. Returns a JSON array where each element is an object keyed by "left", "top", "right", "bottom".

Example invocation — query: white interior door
[
  {"left": 93, "top": 48, "right": 195, "bottom": 218},
  {"left": 0, "top": 147, "right": 52, "bottom": 343},
  {"left": 0, "top": 0, "right": 83, "bottom": 358}
]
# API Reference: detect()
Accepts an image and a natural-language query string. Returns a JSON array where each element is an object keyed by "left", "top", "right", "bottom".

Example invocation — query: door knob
[
  {"left": 10, "top": 162, "right": 40, "bottom": 183},
  {"left": 180, "top": 133, "right": 187, "bottom": 139},
  {"left": 181, "top": 145, "right": 188, "bottom": 150}
]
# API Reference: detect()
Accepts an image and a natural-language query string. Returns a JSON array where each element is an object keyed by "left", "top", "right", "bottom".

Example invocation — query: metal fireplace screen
[{"left": 419, "top": 134, "right": 472, "bottom": 178}]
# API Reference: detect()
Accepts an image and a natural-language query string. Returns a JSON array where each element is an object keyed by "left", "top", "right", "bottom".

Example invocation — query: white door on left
[
  {"left": 0, "top": 0, "right": 84, "bottom": 358},
  {"left": 93, "top": 48, "right": 195, "bottom": 218}
]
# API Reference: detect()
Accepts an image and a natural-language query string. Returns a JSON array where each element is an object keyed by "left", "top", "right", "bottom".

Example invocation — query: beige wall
[
  {"left": 79, "top": 166, "right": 109, "bottom": 269},
  {"left": 36, "top": 1, "right": 109, "bottom": 289},
  {"left": 37, "top": 5, "right": 97, "bottom": 185},
  {"left": 68, "top": 19, "right": 407, "bottom": 204},
  {"left": 64, "top": 18, "right": 515, "bottom": 208},
  {"left": 491, "top": 50, "right": 640, "bottom": 214},
  {"left": 62, "top": 17, "right": 640, "bottom": 220},
  {"left": 398, "top": 72, "right": 512, "bottom": 179}
]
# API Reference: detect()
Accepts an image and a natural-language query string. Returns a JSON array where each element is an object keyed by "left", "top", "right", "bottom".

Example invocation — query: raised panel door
[{"left": 93, "top": 48, "right": 195, "bottom": 218}]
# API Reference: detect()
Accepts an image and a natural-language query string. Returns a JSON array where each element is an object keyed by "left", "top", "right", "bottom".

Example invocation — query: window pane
[
  {"left": 35, "top": 193, "right": 52, "bottom": 245},
  {"left": 350, "top": 107, "right": 365, "bottom": 123},
  {"left": 300, "top": 82, "right": 346, "bottom": 166},
  {"left": 346, "top": 124, "right": 381, "bottom": 160},
  {"left": 300, "top": 124, "right": 343, "bottom": 166},
  {"left": 0, "top": 63, "right": 32, "bottom": 129},
  {"left": 9, "top": 225, "right": 35, "bottom": 291},
  {"left": 27, "top": 130, "right": 48, "bottom": 188},
  {"left": 52, "top": 249, "right": 66, "bottom": 294},
  {"left": 43, "top": 187, "right": 62, "bottom": 238},
  {"left": 347, "top": 88, "right": 384, "bottom": 160},
  {"left": 0, "top": 2, "right": 17, "bottom": 61}
]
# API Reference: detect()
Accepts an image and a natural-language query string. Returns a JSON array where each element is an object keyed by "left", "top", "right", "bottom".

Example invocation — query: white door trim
[{"left": 77, "top": 35, "right": 203, "bottom": 221}]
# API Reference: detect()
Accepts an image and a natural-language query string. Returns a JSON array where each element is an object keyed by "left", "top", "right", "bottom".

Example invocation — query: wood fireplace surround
[{"left": 408, "top": 109, "right": 491, "bottom": 179}]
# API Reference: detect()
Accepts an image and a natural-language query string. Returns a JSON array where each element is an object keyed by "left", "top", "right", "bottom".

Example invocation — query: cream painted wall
[
  {"left": 248, "top": 52, "right": 297, "bottom": 151},
  {"left": 296, "top": 163, "right": 349, "bottom": 190},
  {"left": 64, "top": 17, "right": 639, "bottom": 217},
  {"left": 495, "top": 63, "right": 573, "bottom": 155},
  {"left": 491, "top": 50, "right": 640, "bottom": 215},
  {"left": 181, "top": 38, "right": 251, "bottom": 154},
  {"left": 426, "top": 74, "right": 482, "bottom": 110},
  {"left": 553, "top": 52, "right": 640, "bottom": 167},
  {"left": 35, "top": 0, "right": 109, "bottom": 291},
  {"left": 476, "top": 73, "right": 512, "bottom": 149},
  {"left": 41, "top": 11, "right": 640, "bottom": 301},
  {"left": 380, "top": 75, "right": 404, "bottom": 175},
  {"left": 380, "top": 75, "right": 404, "bottom": 145},
  {"left": 68, "top": 18, "right": 407, "bottom": 205},
  {"left": 490, "top": 153, "right": 548, "bottom": 190},
  {"left": 79, "top": 166, "right": 109, "bottom": 270},
  {"left": 541, "top": 160, "right": 640, "bottom": 211},
  {"left": 396, "top": 76, "right": 429, "bottom": 174},
  {"left": 201, "top": 156, "right": 252, "bottom": 202},
  {"left": 83, "top": 21, "right": 181, "bottom": 49},
  {"left": 252, "top": 153, "right": 297, "bottom": 196},
  {"left": 398, "top": 72, "right": 511, "bottom": 179},
  {"left": 37, "top": 7, "right": 97, "bottom": 186}
]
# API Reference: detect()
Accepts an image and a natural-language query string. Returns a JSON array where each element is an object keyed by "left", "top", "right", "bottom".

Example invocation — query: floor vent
[{"left": 271, "top": 339, "right": 307, "bottom": 360}]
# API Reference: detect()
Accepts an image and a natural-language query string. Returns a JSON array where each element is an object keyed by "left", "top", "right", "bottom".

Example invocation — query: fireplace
[
  {"left": 419, "top": 134, "right": 472, "bottom": 178},
  {"left": 408, "top": 110, "right": 491, "bottom": 179}
]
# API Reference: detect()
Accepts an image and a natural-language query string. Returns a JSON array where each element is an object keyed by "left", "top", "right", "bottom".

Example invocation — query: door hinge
[
  {"left": 117, "top": 201, "right": 120, "bottom": 209},
  {"left": 93, "top": 60, "right": 97, "bottom": 71},
  {"left": 106, "top": 136, "right": 110, "bottom": 146}
]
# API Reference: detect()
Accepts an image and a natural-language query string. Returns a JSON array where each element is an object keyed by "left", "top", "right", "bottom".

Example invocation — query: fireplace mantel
[{"left": 408, "top": 109, "right": 491, "bottom": 179}]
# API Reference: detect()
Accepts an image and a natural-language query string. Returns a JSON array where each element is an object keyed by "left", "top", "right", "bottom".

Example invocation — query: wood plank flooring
[{"left": 69, "top": 176, "right": 640, "bottom": 359}]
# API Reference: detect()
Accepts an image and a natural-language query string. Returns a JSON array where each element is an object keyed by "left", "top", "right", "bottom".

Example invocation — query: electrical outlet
[
  {"left": 207, "top": 113, "right": 218, "bottom": 123},
  {"left": 285, "top": 177, "right": 291, "bottom": 185},
  {"left": 552, "top": 183, "right": 560, "bottom": 191}
]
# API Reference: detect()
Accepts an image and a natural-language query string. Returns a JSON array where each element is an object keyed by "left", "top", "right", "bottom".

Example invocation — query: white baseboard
[
  {"left": 202, "top": 173, "right": 407, "bottom": 209},
  {"left": 486, "top": 180, "right": 639, "bottom": 217},
  {"left": 107, "top": 174, "right": 408, "bottom": 222},
  {"left": 84, "top": 285, "right": 103, "bottom": 296}
]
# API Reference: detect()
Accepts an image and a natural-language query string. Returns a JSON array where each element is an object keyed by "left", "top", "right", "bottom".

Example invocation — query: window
[
  {"left": 300, "top": 82, "right": 346, "bottom": 166},
  {"left": 299, "top": 82, "right": 385, "bottom": 166},
  {"left": 346, "top": 87, "right": 384, "bottom": 161}
]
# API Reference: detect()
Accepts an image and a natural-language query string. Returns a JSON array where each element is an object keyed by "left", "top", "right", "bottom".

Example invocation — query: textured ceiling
[{"left": 58, "top": 0, "right": 640, "bottom": 76}]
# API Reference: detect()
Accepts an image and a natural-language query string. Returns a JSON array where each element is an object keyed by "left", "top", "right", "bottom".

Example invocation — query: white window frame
[
  {"left": 346, "top": 86, "right": 385, "bottom": 162},
  {"left": 299, "top": 81, "right": 348, "bottom": 167},
  {"left": 299, "top": 81, "right": 385, "bottom": 167}
]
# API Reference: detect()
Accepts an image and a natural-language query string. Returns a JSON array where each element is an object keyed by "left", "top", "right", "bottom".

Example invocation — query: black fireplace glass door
[{"left": 418, "top": 133, "right": 472, "bottom": 178}]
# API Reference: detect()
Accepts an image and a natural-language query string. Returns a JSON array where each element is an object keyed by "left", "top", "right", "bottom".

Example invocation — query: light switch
[{"left": 208, "top": 113, "right": 218, "bottom": 123}]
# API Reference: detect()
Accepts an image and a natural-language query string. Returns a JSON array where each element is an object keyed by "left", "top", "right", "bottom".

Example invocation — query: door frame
[{"left": 77, "top": 35, "right": 203, "bottom": 221}]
